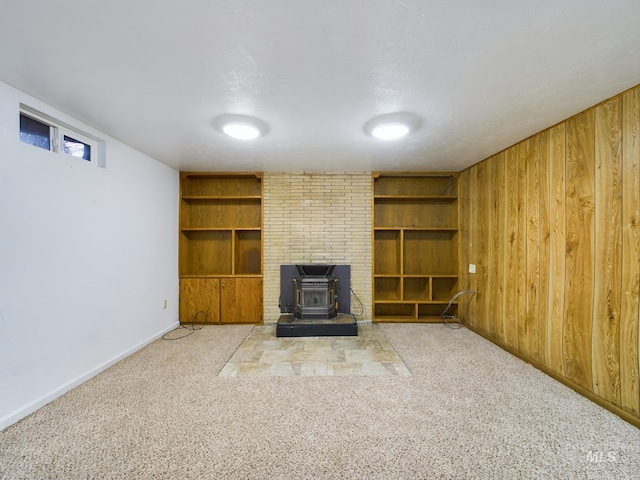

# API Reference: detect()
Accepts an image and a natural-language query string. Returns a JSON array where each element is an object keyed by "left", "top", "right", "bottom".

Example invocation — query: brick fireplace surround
[{"left": 263, "top": 172, "right": 372, "bottom": 323}]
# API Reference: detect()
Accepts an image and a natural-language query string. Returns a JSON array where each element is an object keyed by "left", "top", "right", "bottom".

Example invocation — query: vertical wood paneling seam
[
  {"left": 498, "top": 153, "right": 507, "bottom": 342},
  {"left": 538, "top": 130, "right": 550, "bottom": 370},
  {"left": 533, "top": 136, "right": 541, "bottom": 361},
  {"left": 487, "top": 157, "right": 497, "bottom": 338},
  {"left": 538, "top": 136, "right": 543, "bottom": 361},
  {"left": 614, "top": 99, "right": 623, "bottom": 406},
  {"left": 503, "top": 147, "right": 520, "bottom": 349},
  {"left": 559, "top": 126, "right": 565, "bottom": 376},
  {"left": 590, "top": 112, "right": 597, "bottom": 394},
  {"left": 620, "top": 87, "right": 640, "bottom": 415},
  {"left": 619, "top": 99, "right": 625, "bottom": 407},
  {"left": 590, "top": 111, "right": 598, "bottom": 392},
  {"left": 564, "top": 110, "right": 596, "bottom": 390},
  {"left": 592, "top": 99, "right": 623, "bottom": 404},
  {"left": 547, "top": 124, "right": 567, "bottom": 375},
  {"left": 518, "top": 143, "right": 529, "bottom": 357},
  {"left": 589, "top": 111, "right": 596, "bottom": 392},
  {"left": 562, "top": 122, "right": 569, "bottom": 380},
  {"left": 470, "top": 166, "right": 479, "bottom": 326},
  {"left": 593, "top": 106, "right": 599, "bottom": 396}
]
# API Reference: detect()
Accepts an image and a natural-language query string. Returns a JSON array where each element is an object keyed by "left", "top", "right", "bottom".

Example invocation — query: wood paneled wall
[{"left": 459, "top": 84, "right": 640, "bottom": 427}]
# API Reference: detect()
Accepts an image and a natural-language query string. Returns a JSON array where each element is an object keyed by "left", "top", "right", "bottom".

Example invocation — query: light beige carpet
[
  {"left": 218, "top": 323, "right": 411, "bottom": 377},
  {"left": 1, "top": 323, "right": 639, "bottom": 479}
]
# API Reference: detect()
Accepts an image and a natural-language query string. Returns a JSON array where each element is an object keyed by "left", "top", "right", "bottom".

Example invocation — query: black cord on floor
[
  {"left": 442, "top": 290, "right": 476, "bottom": 329},
  {"left": 162, "top": 311, "right": 206, "bottom": 340},
  {"left": 350, "top": 287, "right": 364, "bottom": 316}
]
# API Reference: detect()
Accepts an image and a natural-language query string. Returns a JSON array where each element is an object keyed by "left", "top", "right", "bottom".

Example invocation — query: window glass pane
[
  {"left": 20, "top": 114, "right": 50, "bottom": 150},
  {"left": 63, "top": 135, "right": 91, "bottom": 161}
]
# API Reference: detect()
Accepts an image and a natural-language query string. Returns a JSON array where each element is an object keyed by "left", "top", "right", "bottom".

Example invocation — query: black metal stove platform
[{"left": 276, "top": 313, "right": 358, "bottom": 337}]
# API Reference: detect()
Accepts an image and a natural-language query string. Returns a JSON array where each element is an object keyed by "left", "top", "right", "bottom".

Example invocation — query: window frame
[
  {"left": 19, "top": 104, "right": 105, "bottom": 168},
  {"left": 61, "top": 130, "right": 97, "bottom": 162},
  {"left": 19, "top": 111, "right": 54, "bottom": 151}
]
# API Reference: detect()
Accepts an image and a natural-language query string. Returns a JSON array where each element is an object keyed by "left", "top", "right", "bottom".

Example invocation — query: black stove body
[
  {"left": 293, "top": 264, "right": 338, "bottom": 320},
  {"left": 277, "top": 264, "right": 357, "bottom": 337}
]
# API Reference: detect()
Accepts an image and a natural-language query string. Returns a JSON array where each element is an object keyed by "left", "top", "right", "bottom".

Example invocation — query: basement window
[
  {"left": 19, "top": 113, "right": 51, "bottom": 150},
  {"left": 63, "top": 134, "right": 92, "bottom": 161},
  {"left": 19, "top": 104, "right": 106, "bottom": 167}
]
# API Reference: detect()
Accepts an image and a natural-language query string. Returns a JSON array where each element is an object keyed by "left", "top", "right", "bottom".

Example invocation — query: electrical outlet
[
  {"left": 163, "top": 299, "right": 167, "bottom": 309},
  {"left": 468, "top": 264, "right": 476, "bottom": 274}
]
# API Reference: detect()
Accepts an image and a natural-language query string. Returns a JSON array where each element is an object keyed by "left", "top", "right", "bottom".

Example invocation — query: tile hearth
[{"left": 218, "top": 323, "right": 411, "bottom": 377}]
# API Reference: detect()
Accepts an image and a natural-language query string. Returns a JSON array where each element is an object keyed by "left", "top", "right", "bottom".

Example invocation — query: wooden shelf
[
  {"left": 373, "top": 173, "right": 457, "bottom": 196},
  {"left": 182, "top": 195, "right": 262, "bottom": 200},
  {"left": 180, "top": 227, "right": 261, "bottom": 232},
  {"left": 373, "top": 195, "right": 458, "bottom": 200},
  {"left": 373, "top": 173, "right": 459, "bottom": 322},
  {"left": 179, "top": 173, "right": 263, "bottom": 324},
  {"left": 179, "top": 230, "right": 232, "bottom": 276},
  {"left": 374, "top": 199, "right": 458, "bottom": 229},
  {"left": 374, "top": 227, "right": 458, "bottom": 231},
  {"left": 180, "top": 173, "right": 262, "bottom": 197},
  {"left": 400, "top": 274, "right": 458, "bottom": 277},
  {"left": 374, "top": 302, "right": 416, "bottom": 320},
  {"left": 373, "top": 300, "right": 458, "bottom": 322},
  {"left": 180, "top": 198, "right": 261, "bottom": 229},
  {"left": 180, "top": 274, "right": 262, "bottom": 278},
  {"left": 374, "top": 277, "right": 401, "bottom": 300}
]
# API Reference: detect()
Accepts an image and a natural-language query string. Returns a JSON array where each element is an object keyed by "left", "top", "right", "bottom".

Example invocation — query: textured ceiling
[{"left": 1, "top": 0, "right": 639, "bottom": 172}]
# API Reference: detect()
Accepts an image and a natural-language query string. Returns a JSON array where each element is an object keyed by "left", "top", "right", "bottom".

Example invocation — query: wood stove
[
  {"left": 276, "top": 264, "right": 357, "bottom": 337},
  {"left": 293, "top": 264, "right": 337, "bottom": 320}
]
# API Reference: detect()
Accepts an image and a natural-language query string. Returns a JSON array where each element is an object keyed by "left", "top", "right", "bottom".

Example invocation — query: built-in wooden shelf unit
[
  {"left": 373, "top": 173, "right": 459, "bottom": 322},
  {"left": 179, "top": 173, "right": 263, "bottom": 324}
]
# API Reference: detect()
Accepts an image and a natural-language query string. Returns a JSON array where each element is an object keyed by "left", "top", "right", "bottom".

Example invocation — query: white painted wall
[{"left": 0, "top": 81, "right": 179, "bottom": 429}]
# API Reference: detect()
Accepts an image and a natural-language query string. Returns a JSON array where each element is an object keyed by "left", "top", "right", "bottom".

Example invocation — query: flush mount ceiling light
[
  {"left": 371, "top": 123, "right": 410, "bottom": 140},
  {"left": 224, "top": 123, "right": 260, "bottom": 140},
  {"left": 364, "top": 112, "right": 422, "bottom": 140},
  {"left": 213, "top": 114, "right": 269, "bottom": 140}
]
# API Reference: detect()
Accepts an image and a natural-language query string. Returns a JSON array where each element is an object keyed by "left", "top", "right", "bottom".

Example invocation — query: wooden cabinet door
[
  {"left": 179, "top": 278, "right": 220, "bottom": 324},
  {"left": 220, "top": 278, "right": 263, "bottom": 323}
]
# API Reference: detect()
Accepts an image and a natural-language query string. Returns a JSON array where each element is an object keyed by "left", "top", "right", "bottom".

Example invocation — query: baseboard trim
[
  {"left": 464, "top": 324, "right": 640, "bottom": 429},
  {"left": 0, "top": 321, "right": 179, "bottom": 431}
]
